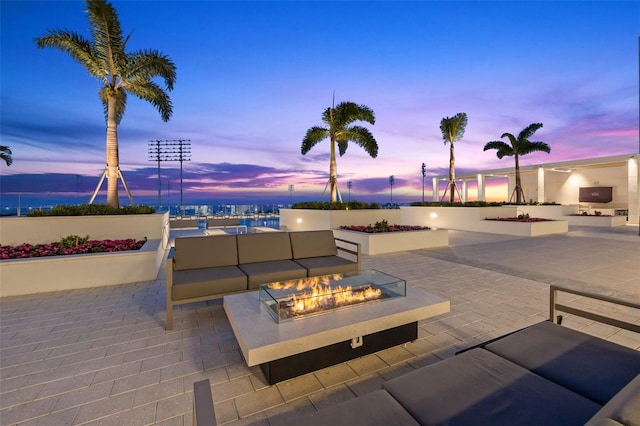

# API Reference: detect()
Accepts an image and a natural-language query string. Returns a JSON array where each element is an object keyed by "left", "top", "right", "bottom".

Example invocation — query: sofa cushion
[
  {"left": 283, "top": 390, "right": 420, "bottom": 426},
  {"left": 238, "top": 260, "right": 307, "bottom": 290},
  {"left": 294, "top": 256, "right": 358, "bottom": 277},
  {"left": 172, "top": 266, "right": 247, "bottom": 300},
  {"left": 383, "top": 348, "right": 600, "bottom": 426},
  {"left": 237, "top": 233, "right": 293, "bottom": 264},
  {"left": 174, "top": 235, "right": 238, "bottom": 271},
  {"left": 585, "top": 374, "right": 640, "bottom": 426},
  {"left": 289, "top": 230, "right": 337, "bottom": 259},
  {"left": 485, "top": 321, "right": 640, "bottom": 405}
]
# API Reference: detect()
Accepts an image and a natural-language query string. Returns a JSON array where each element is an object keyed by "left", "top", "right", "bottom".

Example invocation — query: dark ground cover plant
[
  {"left": 410, "top": 201, "right": 559, "bottom": 207},
  {"left": 485, "top": 217, "right": 553, "bottom": 223},
  {"left": 292, "top": 201, "right": 381, "bottom": 210},
  {"left": 1, "top": 235, "right": 147, "bottom": 259},
  {"left": 340, "top": 220, "right": 430, "bottom": 233},
  {"left": 573, "top": 211, "right": 610, "bottom": 216},
  {"left": 27, "top": 204, "right": 155, "bottom": 217}
]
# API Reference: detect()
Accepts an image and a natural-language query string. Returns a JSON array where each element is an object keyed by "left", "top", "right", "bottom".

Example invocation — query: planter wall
[
  {"left": 565, "top": 215, "right": 627, "bottom": 227},
  {"left": 400, "top": 206, "right": 568, "bottom": 236},
  {"left": 280, "top": 209, "right": 401, "bottom": 232},
  {"left": 332, "top": 229, "right": 448, "bottom": 255},
  {"left": 513, "top": 205, "right": 576, "bottom": 219},
  {"left": 0, "top": 212, "right": 169, "bottom": 247},
  {"left": 0, "top": 239, "right": 164, "bottom": 297}
]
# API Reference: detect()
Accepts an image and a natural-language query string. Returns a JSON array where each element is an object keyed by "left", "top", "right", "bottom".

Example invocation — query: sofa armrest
[
  {"left": 550, "top": 284, "right": 640, "bottom": 333},
  {"left": 193, "top": 379, "right": 216, "bottom": 426},
  {"left": 335, "top": 237, "right": 361, "bottom": 269}
]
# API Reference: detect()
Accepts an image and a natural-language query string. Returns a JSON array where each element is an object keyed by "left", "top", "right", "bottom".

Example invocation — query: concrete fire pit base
[{"left": 223, "top": 286, "right": 450, "bottom": 384}]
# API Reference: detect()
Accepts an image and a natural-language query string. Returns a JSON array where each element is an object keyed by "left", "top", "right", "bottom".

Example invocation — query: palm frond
[
  {"left": 333, "top": 102, "right": 375, "bottom": 128},
  {"left": 35, "top": 31, "right": 104, "bottom": 80},
  {"left": 86, "top": 0, "right": 127, "bottom": 76},
  {"left": 340, "top": 126, "right": 378, "bottom": 158},
  {"left": 301, "top": 127, "right": 329, "bottom": 154},
  {"left": 440, "top": 112, "right": 468, "bottom": 145},
  {"left": 519, "top": 141, "right": 551, "bottom": 155},
  {"left": 125, "top": 50, "right": 177, "bottom": 91},
  {"left": 518, "top": 123, "right": 543, "bottom": 141},
  {"left": 483, "top": 141, "right": 513, "bottom": 159},
  {"left": 125, "top": 80, "right": 172, "bottom": 121},
  {"left": 0, "top": 146, "right": 13, "bottom": 166}
]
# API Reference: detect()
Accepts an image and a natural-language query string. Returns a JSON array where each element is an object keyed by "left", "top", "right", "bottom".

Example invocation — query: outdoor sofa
[
  {"left": 193, "top": 285, "right": 640, "bottom": 425},
  {"left": 166, "top": 230, "right": 360, "bottom": 330}
]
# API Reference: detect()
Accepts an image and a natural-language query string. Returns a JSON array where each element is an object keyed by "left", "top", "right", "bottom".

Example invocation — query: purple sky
[{"left": 1, "top": 1, "right": 638, "bottom": 207}]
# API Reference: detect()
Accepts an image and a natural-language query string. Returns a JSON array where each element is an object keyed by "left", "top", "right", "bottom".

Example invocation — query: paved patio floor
[{"left": 1, "top": 226, "right": 639, "bottom": 425}]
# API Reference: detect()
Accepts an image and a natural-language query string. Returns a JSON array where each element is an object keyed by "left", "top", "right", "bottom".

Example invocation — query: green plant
[
  {"left": 595, "top": 210, "right": 602, "bottom": 216},
  {"left": 374, "top": 219, "right": 390, "bottom": 230},
  {"left": 517, "top": 213, "right": 530, "bottom": 219},
  {"left": 291, "top": 201, "right": 380, "bottom": 210},
  {"left": 27, "top": 204, "right": 155, "bottom": 217},
  {"left": 60, "top": 235, "right": 91, "bottom": 248}
]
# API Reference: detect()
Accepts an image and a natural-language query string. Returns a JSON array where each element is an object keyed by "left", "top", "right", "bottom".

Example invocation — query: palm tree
[
  {"left": 0, "top": 146, "right": 12, "bottom": 166},
  {"left": 35, "top": 0, "right": 176, "bottom": 208},
  {"left": 483, "top": 123, "right": 550, "bottom": 203},
  {"left": 440, "top": 112, "right": 468, "bottom": 202},
  {"left": 301, "top": 101, "right": 378, "bottom": 202}
]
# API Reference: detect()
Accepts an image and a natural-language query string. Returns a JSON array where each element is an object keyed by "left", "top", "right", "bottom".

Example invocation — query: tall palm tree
[
  {"left": 0, "top": 146, "right": 12, "bottom": 166},
  {"left": 440, "top": 112, "right": 468, "bottom": 202},
  {"left": 35, "top": 0, "right": 176, "bottom": 208},
  {"left": 483, "top": 123, "right": 550, "bottom": 203},
  {"left": 301, "top": 101, "right": 378, "bottom": 202}
]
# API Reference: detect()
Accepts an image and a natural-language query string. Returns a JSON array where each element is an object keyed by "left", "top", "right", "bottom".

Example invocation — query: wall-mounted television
[{"left": 579, "top": 187, "right": 613, "bottom": 203}]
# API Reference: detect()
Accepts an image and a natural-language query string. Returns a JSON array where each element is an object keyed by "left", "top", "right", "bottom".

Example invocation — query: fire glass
[{"left": 259, "top": 269, "right": 406, "bottom": 323}]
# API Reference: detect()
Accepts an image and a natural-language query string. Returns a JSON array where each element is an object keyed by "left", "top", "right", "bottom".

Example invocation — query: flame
[{"left": 265, "top": 274, "right": 383, "bottom": 317}]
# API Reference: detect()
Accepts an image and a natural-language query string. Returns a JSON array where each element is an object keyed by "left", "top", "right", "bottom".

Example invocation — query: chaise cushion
[
  {"left": 174, "top": 235, "right": 238, "bottom": 271},
  {"left": 172, "top": 266, "right": 247, "bottom": 300},
  {"left": 585, "top": 374, "right": 640, "bottom": 426},
  {"left": 283, "top": 390, "right": 420, "bottom": 426},
  {"left": 294, "top": 256, "right": 358, "bottom": 277},
  {"left": 289, "top": 230, "right": 337, "bottom": 259},
  {"left": 383, "top": 348, "right": 600, "bottom": 426},
  {"left": 484, "top": 321, "right": 640, "bottom": 405},
  {"left": 237, "top": 233, "right": 293, "bottom": 264},
  {"left": 238, "top": 260, "right": 307, "bottom": 290}
]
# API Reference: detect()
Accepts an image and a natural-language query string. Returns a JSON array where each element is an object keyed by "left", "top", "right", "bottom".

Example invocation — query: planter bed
[
  {"left": 481, "top": 219, "right": 568, "bottom": 237},
  {"left": 0, "top": 239, "right": 164, "bottom": 297},
  {"left": 332, "top": 228, "right": 448, "bottom": 255},
  {"left": 565, "top": 215, "right": 627, "bottom": 227}
]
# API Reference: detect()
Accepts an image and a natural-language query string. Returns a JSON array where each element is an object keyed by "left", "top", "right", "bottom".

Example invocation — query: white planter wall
[
  {"left": 0, "top": 239, "right": 164, "bottom": 297},
  {"left": 565, "top": 215, "right": 627, "bottom": 227},
  {"left": 0, "top": 212, "right": 169, "bottom": 247},
  {"left": 279, "top": 209, "right": 401, "bottom": 231},
  {"left": 333, "top": 229, "right": 448, "bottom": 255}
]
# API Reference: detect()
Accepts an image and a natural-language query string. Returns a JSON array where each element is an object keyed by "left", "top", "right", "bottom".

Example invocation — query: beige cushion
[
  {"left": 174, "top": 235, "right": 238, "bottom": 271},
  {"left": 207, "top": 218, "right": 240, "bottom": 227},
  {"left": 172, "top": 266, "right": 247, "bottom": 300},
  {"left": 238, "top": 260, "right": 307, "bottom": 289},
  {"left": 289, "top": 230, "right": 337, "bottom": 259},
  {"left": 237, "top": 233, "right": 293, "bottom": 264},
  {"left": 586, "top": 374, "right": 640, "bottom": 426},
  {"left": 294, "top": 256, "right": 358, "bottom": 277}
]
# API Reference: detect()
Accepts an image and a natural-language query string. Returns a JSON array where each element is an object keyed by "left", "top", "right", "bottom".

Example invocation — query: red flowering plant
[
  {"left": 340, "top": 220, "right": 430, "bottom": 233},
  {"left": 1, "top": 234, "right": 147, "bottom": 260},
  {"left": 486, "top": 213, "right": 553, "bottom": 223}
]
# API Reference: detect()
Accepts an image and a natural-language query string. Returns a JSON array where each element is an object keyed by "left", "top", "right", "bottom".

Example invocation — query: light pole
[
  {"left": 421, "top": 163, "right": 426, "bottom": 203},
  {"left": 347, "top": 181, "right": 352, "bottom": 202},
  {"left": 288, "top": 184, "right": 294, "bottom": 206},
  {"left": 389, "top": 175, "right": 395, "bottom": 203}
]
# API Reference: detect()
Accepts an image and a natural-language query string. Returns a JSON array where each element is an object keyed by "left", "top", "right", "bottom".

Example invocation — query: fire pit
[{"left": 259, "top": 270, "right": 406, "bottom": 323}]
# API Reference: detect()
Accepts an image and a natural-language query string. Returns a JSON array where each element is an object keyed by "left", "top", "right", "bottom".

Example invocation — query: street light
[
  {"left": 421, "top": 163, "right": 426, "bottom": 203},
  {"left": 389, "top": 175, "right": 395, "bottom": 203},
  {"left": 347, "top": 181, "right": 352, "bottom": 202}
]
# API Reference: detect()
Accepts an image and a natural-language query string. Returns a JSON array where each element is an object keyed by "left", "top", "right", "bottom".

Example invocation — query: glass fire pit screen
[{"left": 259, "top": 269, "right": 406, "bottom": 323}]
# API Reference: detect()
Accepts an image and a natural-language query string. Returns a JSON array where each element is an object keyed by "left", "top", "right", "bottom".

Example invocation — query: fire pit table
[{"left": 223, "top": 270, "right": 450, "bottom": 384}]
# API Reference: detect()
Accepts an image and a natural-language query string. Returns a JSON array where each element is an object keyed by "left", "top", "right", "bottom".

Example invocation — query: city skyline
[{"left": 1, "top": 1, "right": 638, "bottom": 207}]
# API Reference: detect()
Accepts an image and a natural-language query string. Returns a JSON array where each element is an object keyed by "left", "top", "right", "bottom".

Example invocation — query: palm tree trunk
[
  {"left": 329, "top": 137, "right": 338, "bottom": 202},
  {"left": 514, "top": 154, "right": 522, "bottom": 204},
  {"left": 449, "top": 142, "right": 455, "bottom": 202},
  {"left": 106, "top": 94, "right": 120, "bottom": 209}
]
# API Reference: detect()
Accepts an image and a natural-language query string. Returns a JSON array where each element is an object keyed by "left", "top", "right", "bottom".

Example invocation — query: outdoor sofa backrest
[
  {"left": 173, "top": 234, "right": 238, "bottom": 271},
  {"left": 236, "top": 232, "right": 293, "bottom": 264},
  {"left": 289, "top": 230, "right": 338, "bottom": 259},
  {"left": 207, "top": 218, "right": 241, "bottom": 227}
]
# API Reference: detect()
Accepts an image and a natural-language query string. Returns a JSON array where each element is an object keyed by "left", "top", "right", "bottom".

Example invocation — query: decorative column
[
  {"left": 628, "top": 157, "right": 639, "bottom": 225},
  {"left": 477, "top": 174, "right": 485, "bottom": 202},
  {"left": 432, "top": 177, "right": 438, "bottom": 202},
  {"left": 537, "top": 166, "right": 545, "bottom": 203},
  {"left": 462, "top": 180, "right": 468, "bottom": 203}
]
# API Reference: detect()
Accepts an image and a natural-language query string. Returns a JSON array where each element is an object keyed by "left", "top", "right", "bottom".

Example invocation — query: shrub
[
  {"left": 27, "top": 204, "right": 155, "bottom": 216},
  {"left": 291, "top": 201, "right": 381, "bottom": 210},
  {"left": 1, "top": 235, "right": 147, "bottom": 259}
]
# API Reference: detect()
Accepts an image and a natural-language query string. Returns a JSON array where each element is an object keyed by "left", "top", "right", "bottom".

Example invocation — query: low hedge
[
  {"left": 27, "top": 204, "right": 156, "bottom": 217},
  {"left": 291, "top": 201, "right": 381, "bottom": 210}
]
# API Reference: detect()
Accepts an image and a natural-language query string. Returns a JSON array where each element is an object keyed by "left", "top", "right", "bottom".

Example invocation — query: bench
[
  {"left": 166, "top": 230, "right": 360, "bottom": 330},
  {"left": 286, "top": 284, "right": 640, "bottom": 426}
]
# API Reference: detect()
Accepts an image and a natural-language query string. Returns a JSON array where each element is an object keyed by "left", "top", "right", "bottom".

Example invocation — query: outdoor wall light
[
  {"left": 296, "top": 218, "right": 302, "bottom": 224},
  {"left": 430, "top": 212, "right": 438, "bottom": 219}
]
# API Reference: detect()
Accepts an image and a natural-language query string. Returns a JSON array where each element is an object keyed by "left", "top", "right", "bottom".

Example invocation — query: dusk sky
[{"left": 1, "top": 1, "right": 638, "bottom": 207}]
